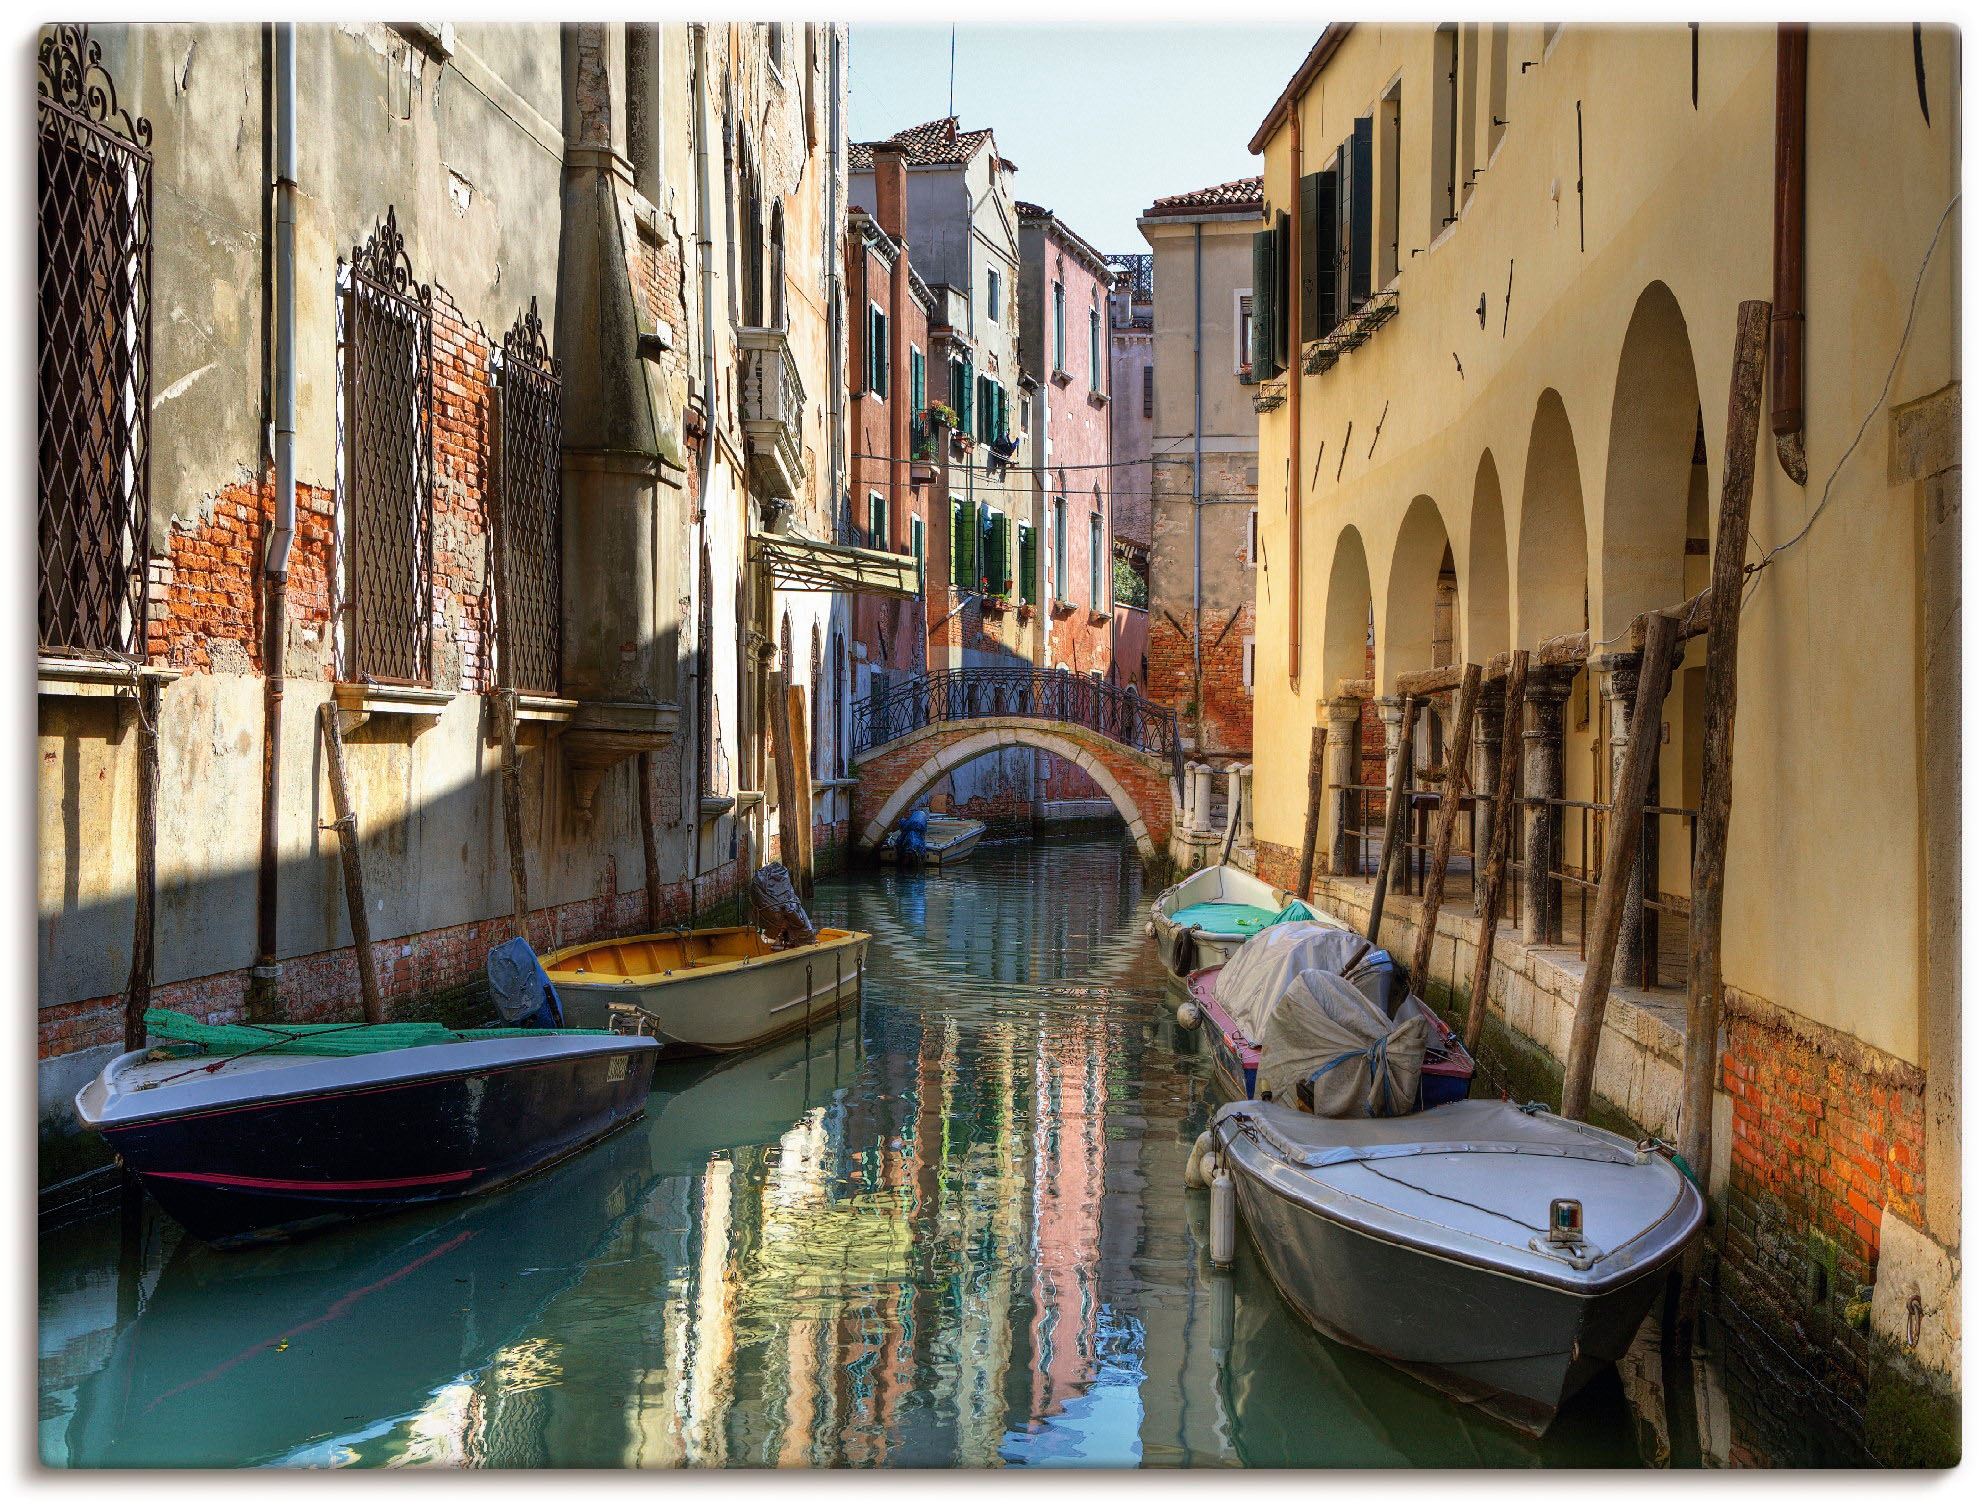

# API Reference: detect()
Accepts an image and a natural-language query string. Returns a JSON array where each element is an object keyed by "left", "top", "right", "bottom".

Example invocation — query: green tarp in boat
[
  {"left": 1166, "top": 898, "right": 1321, "bottom": 938},
  {"left": 143, "top": 1008, "right": 610, "bottom": 1058}
]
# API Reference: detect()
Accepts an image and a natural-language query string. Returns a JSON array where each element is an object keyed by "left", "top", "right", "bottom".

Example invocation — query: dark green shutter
[
  {"left": 957, "top": 358, "right": 974, "bottom": 436},
  {"left": 1250, "top": 228, "right": 1277, "bottom": 378},
  {"left": 951, "top": 498, "right": 971, "bottom": 588},
  {"left": 1300, "top": 171, "right": 1324, "bottom": 341},
  {"left": 1340, "top": 117, "right": 1373, "bottom": 314},
  {"left": 988, "top": 510, "right": 1010, "bottom": 593},
  {"left": 1313, "top": 169, "right": 1339, "bottom": 334},
  {"left": 1273, "top": 211, "right": 1291, "bottom": 370},
  {"left": 1018, "top": 523, "right": 1036, "bottom": 603}
]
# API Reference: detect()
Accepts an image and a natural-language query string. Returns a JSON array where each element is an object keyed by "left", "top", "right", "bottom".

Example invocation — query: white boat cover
[
  {"left": 1214, "top": 921, "right": 1371, "bottom": 1040},
  {"left": 1258, "top": 970, "right": 1428, "bottom": 1116}
]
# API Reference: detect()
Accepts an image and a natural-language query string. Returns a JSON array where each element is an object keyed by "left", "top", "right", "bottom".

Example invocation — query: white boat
[
  {"left": 1210, "top": 1095, "right": 1705, "bottom": 1434},
  {"left": 1149, "top": 864, "right": 1337, "bottom": 975},
  {"left": 541, "top": 925, "right": 870, "bottom": 1054},
  {"left": 879, "top": 816, "right": 986, "bottom": 866}
]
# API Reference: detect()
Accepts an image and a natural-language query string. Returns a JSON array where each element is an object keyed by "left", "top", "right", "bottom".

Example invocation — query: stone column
[
  {"left": 1521, "top": 668, "right": 1575, "bottom": 945},
  {"left": 1194, "top": 763, "right": 1216, "bottom": 834},
  {"left": 1237, "top": 764, "right": 1254, "bottom": 848},
  {"left": 1599, "top": 652, "right": 1648, "bottom": 987},
  {"left": 1324, "top": 698, "right": 1363, "bottom": 874}
]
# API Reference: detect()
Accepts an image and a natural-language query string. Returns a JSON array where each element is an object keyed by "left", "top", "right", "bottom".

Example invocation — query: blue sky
[{"left": 848, "top": 24, "right": 1315, "bottom": 254}]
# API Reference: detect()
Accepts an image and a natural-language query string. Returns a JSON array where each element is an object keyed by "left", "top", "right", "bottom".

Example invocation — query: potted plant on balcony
[
  {"left": 983, "top": 591, "right": 1013, "bottom": 617},
  {"left": 923, "top": 401, "right": 957, "bottom": 431},
  {"left": 1016, "top": 599, "right": 1036, "bottom": 623}
]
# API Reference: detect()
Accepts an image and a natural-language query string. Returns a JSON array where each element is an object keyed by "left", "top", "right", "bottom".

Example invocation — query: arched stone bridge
[{"left": 850, "top": 669, "right": 1183, "bottom": 860}]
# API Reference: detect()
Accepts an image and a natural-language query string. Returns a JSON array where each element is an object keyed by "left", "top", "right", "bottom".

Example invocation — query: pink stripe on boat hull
[{"left": 144, "top": 1167, "right": 482, "bottom": 1193}]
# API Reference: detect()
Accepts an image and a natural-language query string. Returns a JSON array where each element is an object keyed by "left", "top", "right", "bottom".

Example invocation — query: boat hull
[
  {"left": 1213, "top": 1104, "right": 1700, "bottom": 1434},
  {"left": 879, "top": 817, "right": 986, "bottom": 866},
  {"left": 91, "top": 1041, "right": 658, "bottom": 1249},
  {"left": 557, "top": 929, "right": 869, "bottom": 1053},
  {"left": 1148, "top": 865, "right": 1337, "bottom": 976}
]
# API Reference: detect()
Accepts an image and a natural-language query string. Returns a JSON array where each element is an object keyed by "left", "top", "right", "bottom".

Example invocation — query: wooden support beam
[
  {"left": 1560, "top": 611, "right": 1681, "bottom": 1121},
  {"left": 319, "top": 701, "right": 384, "bottom": 1024},
  {"left": 1394, "top": 663, "right": 1463, "bottom": 699},
  {"left": 1464, "top": 650, "right": 1528, "bottom": 1053},
  {"left": 496, "top": 689, "right": 532, "bottom": 945},
  {"left": 1364, "top": 695, "right": 1419, "bottom": 943},
  {"left": 787, "top": 682, "right": 815, "bottom": 900},
  {"left": 1682, "top": 298, "right": 1772, "bottom": 1182},
  {"left": 1410, "top": 664, "right": 1482, "bottom": 998},
  {"left": 1295, "top": 725, "right": 1327, "bottom": 899},
  {"left": 122, "top": 676, "right": 161, "bottom": 1051}
]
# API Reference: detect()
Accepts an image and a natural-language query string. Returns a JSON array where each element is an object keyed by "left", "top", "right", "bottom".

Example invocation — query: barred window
[
  {"left": 493, "top": 299, "right": 563, "bottom": 695},
  {"left": 36, "top": 26, "right": 152, "bottom": 659},
  {"left": 341, "top": 206, "right": 434, "bottom": 685}
]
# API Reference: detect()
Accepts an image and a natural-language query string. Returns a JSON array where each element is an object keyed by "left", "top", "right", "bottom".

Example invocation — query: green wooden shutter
[
  {"left": 951, "top": 498, "right": 971, "bottom": 588},
  {"left": 1250, "top": 228, "right": 1279, "bottom": 378},
  {"left": 1313, "top": 169, "right": 1339, "bottom": 334},
  {"left": 1273, "top": 211, "right": 1291, "bottom": 370},
  {"left": 1300, "top": 171, "right": 1325, "bottom": 341},
  {"left": 1018, "top": 523, "right": 1036, "bottom": 603},
  {"left": 1348, "top": 116, "right": 1373, "bottom": 310},
  {"left": 957, "top": 357, "right": 974, "bottom": 436},
  {"left": 911, "top": 348, "right": 925, "bottom": 412},
  {"left": 988, "top": 510, "right": 1010, "bottom": 594}
]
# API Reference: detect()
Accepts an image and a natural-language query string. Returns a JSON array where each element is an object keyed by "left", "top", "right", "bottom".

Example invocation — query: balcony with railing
[{"left": 738, "top": 326, "right": 805, "bottom": 500}]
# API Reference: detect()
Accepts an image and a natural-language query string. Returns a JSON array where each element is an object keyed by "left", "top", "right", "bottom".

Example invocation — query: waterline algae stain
[{"left": 39, "top": 838, "right": 1806, "bottom": 1467}]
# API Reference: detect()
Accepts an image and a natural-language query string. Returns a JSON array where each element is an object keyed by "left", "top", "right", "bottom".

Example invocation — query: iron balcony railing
[{"left": 854, "top": 666, "right": 1183, "bottom": 791}]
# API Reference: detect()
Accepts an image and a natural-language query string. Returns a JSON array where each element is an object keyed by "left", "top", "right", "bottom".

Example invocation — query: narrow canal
[{"left": 42, "top": 834, "right": 1790, "bottom": 1468}]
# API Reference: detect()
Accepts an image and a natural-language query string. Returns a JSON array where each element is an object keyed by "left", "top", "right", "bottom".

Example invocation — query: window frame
[
  {"left": 867, "top": 301, "right": 889, "bottom": 398},
  {"left": 1235, "top": 289, "right": 1255, "bottom": 376},
  {"left": 868, "top": 489, "right": 888, "bottom": 552}
]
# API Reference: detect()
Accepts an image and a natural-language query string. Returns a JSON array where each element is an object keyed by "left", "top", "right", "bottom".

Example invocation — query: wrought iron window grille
[
  {"left": 338, "top": 205, "right": 435, "bottom": 687},
  {"left": 492, "top": 298, "right": 563, "bottom": 696},
  {"left": 37, "top": 24, "right": 153, "bottom": 661}
]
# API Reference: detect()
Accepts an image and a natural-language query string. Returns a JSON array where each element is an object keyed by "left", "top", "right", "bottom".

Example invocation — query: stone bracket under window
[
  {"left": 37, "top": 659, "right": 182, "bottom": 742},
  {"left": 332, "top": 680, "right": 451, "bottom": 735},
  {"left": 562, "top": 699, "right": 679, "bottom": 815}
]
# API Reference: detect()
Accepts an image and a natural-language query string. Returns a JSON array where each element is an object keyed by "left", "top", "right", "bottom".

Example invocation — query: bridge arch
[{"left": 853, "top": 718, "right": 1173, "bottom": 860}]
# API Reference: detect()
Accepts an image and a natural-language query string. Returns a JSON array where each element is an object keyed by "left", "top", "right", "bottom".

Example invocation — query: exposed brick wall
[
  {"left": 1146, "top": 602, "right": 1252, "bottom": 756},
  {"left": 38, "top": 854, "right": 746, "bottom": 1060},
  {"left": 428, "top": 293, "right": 495, "bottom": 693},
  {"left": 1718, "top": 985, "right": 1929, "bottom": 1416}
]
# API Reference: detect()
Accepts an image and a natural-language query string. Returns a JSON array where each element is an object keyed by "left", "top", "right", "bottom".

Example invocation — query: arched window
[{"left": 769, "top": 203, "right": 787, "bottom": 328}]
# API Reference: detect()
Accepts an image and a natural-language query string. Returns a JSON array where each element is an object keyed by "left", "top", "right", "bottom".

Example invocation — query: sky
[{"left": 848, "top": 24, "right": 1315, "bottom": 254}]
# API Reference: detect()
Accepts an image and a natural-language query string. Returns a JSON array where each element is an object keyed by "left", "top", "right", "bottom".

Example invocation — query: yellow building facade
[{"left": 1246, "top": 24, "right": 1958, "bottom": 1457}]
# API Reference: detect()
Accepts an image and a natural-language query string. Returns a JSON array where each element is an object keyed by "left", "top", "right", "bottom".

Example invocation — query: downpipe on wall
[
  {"left": 688, "top": 23, "right": 719, "bottom": 921},
  {"left": 254, "top": 22, "right": 298, "bottom": 1007}
]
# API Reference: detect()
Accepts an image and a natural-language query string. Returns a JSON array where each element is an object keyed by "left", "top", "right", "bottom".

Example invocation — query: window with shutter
[
  {"left": 1348, "top": 117, "right": 1373, "bottom": 311},
  {"left": 1018, "top": 522, "right": 1036, "bottom": 603},
  {"left": 951, "top": 498, "right": 973, "bottom": 588},
  {"left": 868, "top": 305, "right": 889, "bottom": 397},
  {"left": 868, "top": 492, "right": 888, "bottom": 551},
  {"left": 1273, "top": 212, "right": 1291, "bottom": 370},
  {"left": 987, "top": 509, "right": 1010, "bottom": 593},
  {"left": 956, "top": 356, "right": 974, "bottom": 436},
  {"left": 910, "top": 346, "right": 925, "bottom": 412},
  {"left": 1053, "top": 282, "right": 1066, "bottom": 371},
  {"left": 1300, "top": 171, "right": 1324, "bottom": 341},
  {"left": 1053, "top": 498, "right": 1068, "bottom": 600},
  {"left": 1142, "top": 364, "right": 1153, "bottom": 418},
  {"left": 1249, "top": 230, "right": 1278, "bottom": 378},
  {"left": 911, "top": 516, "right": 925, "bottom": 584},
  {"left": 1089, "top": 511, "right": 1103, "bottom": 609},
  {"left": 1235, "top": 291, "right": 1255, "bottom": 377}
]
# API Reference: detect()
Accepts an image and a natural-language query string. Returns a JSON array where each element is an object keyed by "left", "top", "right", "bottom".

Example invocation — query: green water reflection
[{"left": 41, "top": 835, "right": 1655, "bottom": 1468}]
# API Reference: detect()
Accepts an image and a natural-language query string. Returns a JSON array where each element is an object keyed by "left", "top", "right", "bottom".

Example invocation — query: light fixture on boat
[{"left": 1546, "top": 1197, "right": 1585, "bottom": 1247}]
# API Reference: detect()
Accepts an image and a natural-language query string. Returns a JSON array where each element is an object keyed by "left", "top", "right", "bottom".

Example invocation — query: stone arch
[
  {"left": 1465, "top": 450, "right": 1511, "bottom": 663},
  {"left": 1516, "top": 388, "right": 1589, "bottom": 644},
  {"left": 1599, "top": 281, "right": 1701, "bottom": 637},
  {"left": 1381, "top": 494, "right": 1456, "bottom": 687},
  {"left": 1322, "top": 525, "right": 1374, "bottom": 693},
  {"left": 858, "top": 726, "right": 1160, "bottom": 859}
]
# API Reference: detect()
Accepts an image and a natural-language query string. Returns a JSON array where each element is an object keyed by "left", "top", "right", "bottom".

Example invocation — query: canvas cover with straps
[
  {"left": 1213, "top": 921, "right": 1372, "bottom": 1041},
  {"left": 1257, "top": 969, "right": 1428, "bottom": 1117}
]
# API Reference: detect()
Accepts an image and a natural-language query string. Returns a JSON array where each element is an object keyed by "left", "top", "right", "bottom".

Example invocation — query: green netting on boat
[{"left": 143, "top": 1008, "right": 611, "bottom": 1057}]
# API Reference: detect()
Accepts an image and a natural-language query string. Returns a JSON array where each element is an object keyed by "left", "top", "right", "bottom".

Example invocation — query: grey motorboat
[{"left": 1210, "top": 1096, "right": 1704, "bottom": 1434}]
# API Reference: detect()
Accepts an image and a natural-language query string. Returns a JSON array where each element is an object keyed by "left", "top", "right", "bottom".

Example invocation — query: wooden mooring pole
[
  {"left": 1560, "top": 611, "right": 1681, "bottom": 1122},
  {"left": 787, "top": 681, "right": 815, "bottom": 900},
  {"left": 1410, "top": 664, "right": 1482, "bottom": 999},
  {"left": 1364, "top": 695, "right": 1419, "bottom": 943},
  {"left": 767, "top": 671, "right": 805, "bottom": 892},
  {"left": 496, "top": 689, "right": 532, "bottom": 944},
  {"left": 319, "top": 702, "right": 384, "bottom": 1024},
  {"left": 122, "top": 676, "right": 161, "bottom": 1051},
  {"left": 1295, "top": 725, "right": 1327, "bottom": 899},
  {"left": 1464, "top": 650, "right": 1528, "bottom": 1053},
  {"left": 638, "top": 751, "right": 664, "bottom": 931},
  {"left": 1681, "top": 298, "right": 1773, "bottom": 1180}
]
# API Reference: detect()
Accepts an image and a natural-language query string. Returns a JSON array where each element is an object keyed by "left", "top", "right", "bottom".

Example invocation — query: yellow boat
[{"left": 541, "top": 925, "right": 870, "bottom": 1054}]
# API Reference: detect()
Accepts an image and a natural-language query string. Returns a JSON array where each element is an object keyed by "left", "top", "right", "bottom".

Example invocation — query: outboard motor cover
[{"left": 486, "top": 936, "right": 564, "bottom": 1029}]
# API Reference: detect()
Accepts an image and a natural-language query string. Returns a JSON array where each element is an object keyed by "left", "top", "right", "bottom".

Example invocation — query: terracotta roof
[
  {"left": 850, "top": 116, "right": 1005, "bottom": 172},
  {"left": 1014, "top": 199, "right": 1048, "bottom": 218},
  {"left": 1142, "top": 176, "right": 1265, "bottom": 218}
]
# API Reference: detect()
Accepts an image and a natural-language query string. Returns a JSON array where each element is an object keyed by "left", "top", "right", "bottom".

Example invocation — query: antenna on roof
[{"left": 948, "top": 25, "right": 957, "bottom": 119}]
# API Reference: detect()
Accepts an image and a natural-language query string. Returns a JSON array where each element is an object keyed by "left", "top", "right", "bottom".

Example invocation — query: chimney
[{"left": 872, "top": 143, "right": 908, "bottom": 242}]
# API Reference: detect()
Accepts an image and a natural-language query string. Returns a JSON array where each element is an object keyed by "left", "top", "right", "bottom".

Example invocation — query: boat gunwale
[
  {"left": 79, "top": 1034, "right": 659, "bottom": 1132},
  {"left": 1217, "top": 1106, "right": 1704, "bottom": 1299}
]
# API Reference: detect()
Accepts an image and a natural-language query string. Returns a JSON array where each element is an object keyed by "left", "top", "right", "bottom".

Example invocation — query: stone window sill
[
  {"left": 333, "top": 682, "right": 452, "bottom": 732},
  {"left": 37, "top": 658, "right": 181, "bottom": 699}
]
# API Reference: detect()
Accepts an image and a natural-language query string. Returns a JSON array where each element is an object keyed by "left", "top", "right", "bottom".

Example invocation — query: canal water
[{"left": 42, "top": 834, "right": 1761, "bottom": 1468}]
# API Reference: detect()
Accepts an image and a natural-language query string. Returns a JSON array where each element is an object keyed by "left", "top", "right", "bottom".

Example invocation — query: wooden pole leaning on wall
[
  {"left": 318, "top": 702, "right": 384, "bottom": 1024},
  {"left": 1681, "top": 297, "right": 1773, "bottom": 1182},
  {"left": 122, "top": 676, "right": 162, "bottom": 1052},
  {"left": 496, "top": 689, "right": 532, "bottom": 945},
  {"left": 1464, "top": 649, "right": 1529, "bottom": 1053},
  {"left": 1364, "top": 695, "right": 1420, "bottom": 943},
  {"left": 1295, "top": 725, "right": 1328, "bottom": 899},
  {"left": 1560, "top": 611, "right": 1681, "bottom": 1122},
  {"left": 1410, "top": 664, "right": 1483, "bottom": 999},
  {"left": 767, "top": 671, "right": 804, "bottom": 892},
  {"left": 787, "top": 682, "right": 815, "bottom": 901},
  {"left": 638, "top": 751, "right": 664, "bottom": 931}
]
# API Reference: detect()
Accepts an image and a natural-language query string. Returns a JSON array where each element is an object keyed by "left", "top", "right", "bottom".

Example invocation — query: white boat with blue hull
[{"left": 1211, "top": 1096, "right": 1705, "bottom": 1434}]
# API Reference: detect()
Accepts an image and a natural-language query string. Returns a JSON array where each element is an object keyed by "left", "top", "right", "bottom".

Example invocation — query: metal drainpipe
[
  {"left": 1191, "top": 221, "right": 1203, "bottom": 750},
  {"left": 690, "top": 23, "right": 718, "bottom": 910},
  {"left": 1286, "top": 100, "right": 1303, "bottom": 684},
  {"left": 1771, "top": 23, "right": 1808, "bottom": 485},
  {"left": 255, "top": 22, "right": 297, "bottom": 987}
]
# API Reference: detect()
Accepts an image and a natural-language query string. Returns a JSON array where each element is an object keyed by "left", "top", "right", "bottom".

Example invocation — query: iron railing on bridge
[{"left": 854, "top": 666, "right": 1184, "bottom": 792}]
